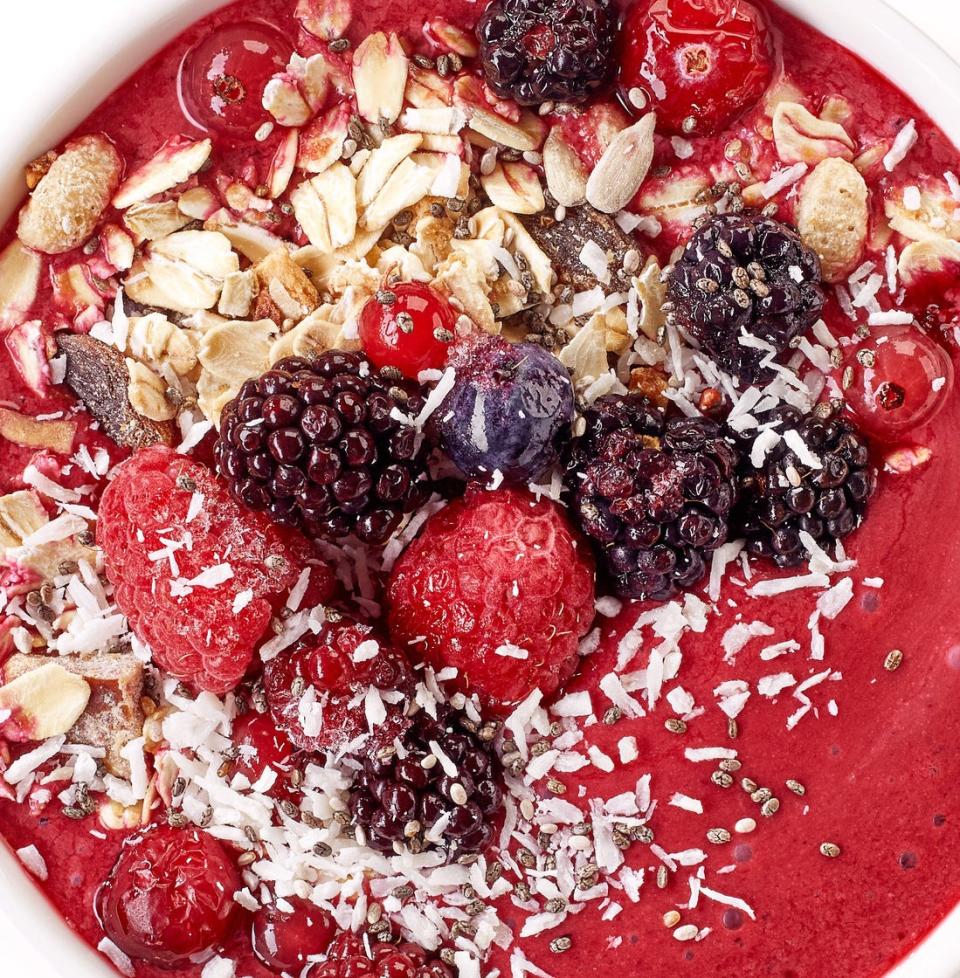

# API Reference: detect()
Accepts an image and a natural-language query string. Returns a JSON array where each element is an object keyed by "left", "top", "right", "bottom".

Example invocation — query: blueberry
[{"left": 432, "top": 336, "right": 574, "bottom": 483}]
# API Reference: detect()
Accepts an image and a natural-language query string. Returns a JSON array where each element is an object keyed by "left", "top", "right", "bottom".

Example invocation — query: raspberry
[
  {"left": 95, "top": 825, "right": 240, "bottom": 968},
  {"left": 311, "top": 932, "right": 452, "bottom": 978},
  {"left": 231, "top": 710, "right": 296, "bottom": 792},
  {"left": 264, "top": 620, "right": 414, "bottom": 755},
  {"left": 359, "top": 283, "right": 457, "bottom": 381},
  {"left": 97, "top": 446, "right": 335, "bottom": 694},
  {"left": 618, "top": 0, "right": 775, "bottom": 136},
  {"left": 251, "top": 896, "right": 337, "bottom": 972},
  {"left": 386, "top": 486, "right": 596, "bottom": 712}
]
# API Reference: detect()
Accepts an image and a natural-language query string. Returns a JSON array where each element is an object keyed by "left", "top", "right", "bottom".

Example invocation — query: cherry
[
  {"left": 96, "top": 825, "right": 241, "bottom": 968},
  {"left": 359, "top": 283, "right": 457, "bottom": 380},
  {"left": 178, "top": 21, "right": 293, "bottom": 140},
  {"left": 251, "top": 896, "right": 337, "bottom": 972},
  {"left": 232, "top": 710, "right": 295, "bottom": 788},
  {"left": 843, "top": 326, "right": 954, "bottom": 441},
  {"left": 618, "top": 0, "right": 775, "bottom": 136}
]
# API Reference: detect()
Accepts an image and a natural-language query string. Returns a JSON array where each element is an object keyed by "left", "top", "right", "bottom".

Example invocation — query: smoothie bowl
[{"left": 0, "top": 1, "right": 959, "bottom": 978}]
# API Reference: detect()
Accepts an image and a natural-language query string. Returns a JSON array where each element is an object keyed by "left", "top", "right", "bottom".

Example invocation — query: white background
[{"left": 0, "top": 0, "right": 957, "bottom": 976}]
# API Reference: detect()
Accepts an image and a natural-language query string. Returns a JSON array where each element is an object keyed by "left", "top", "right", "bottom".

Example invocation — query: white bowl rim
[{"left": 0, "top": 0, "right": 958, "bottom": 976}]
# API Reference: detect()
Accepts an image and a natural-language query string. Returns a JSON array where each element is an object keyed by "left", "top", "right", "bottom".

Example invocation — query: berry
[
  {"left": 310, "top": 932, "right": 452, "bottom": 978},
  {"left": 264, "top": 620, "right": 414, "bottom": 755},
  {"left": 178, "top": 21, "right": 293, "bottom": 140},
  {"left": 618, "top": 0, "right": 774, "bottom": 135},
  {"left": 387, "top": 486, "right": 595, "bottom": 711},
  {"left": 349, "top": 701, "right": 503, "bottom": 858},
  {"left": 252, "top": 896, "right": 337, "bottom": 973},
  {"left": 430, "top": 335, "right": 575, "bottom": 483},
  {"left": 359, "top": 284, "right": 457, "bottom": 380},
  {"left": 96, "top": 826, "right": 240, "bottom": 968},
  {"left": 97, "top": 447, "right": 335, "bottom": 694},
  {"left": 232, "top": 711, "right": 296, "bottom": 789},
  {"left": 841, "top": 326, "right": 954, "bottom": 441},
  {"left": 477, "top": 0, "right": 619, "bottom": 106},
  {"left": 566, "top": 394, "right": 738, "bottom": 600},
  {"left": 666, "top": 213, "right": 825, "bottom": 383},
  {"left": 215, "top": 353, "right": 432, "bottom": 546},
  {"left": 734, "top": 406, "right": 876, "bottom": 566}
]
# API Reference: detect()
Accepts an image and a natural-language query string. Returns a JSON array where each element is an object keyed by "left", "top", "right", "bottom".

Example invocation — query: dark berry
[
  {"left": 565, "top": 393, "right": 738, "bottom": 600},
  {"left": 430, "top": 335, "right": 574, "bottom": 483},
  {"left": 216, "top": 353, "right": 431, "bottom": 545},
  {"left": 618, "top": 0, "right": 774, "bottom": 135},
  {"left": 666, "top": 213, "right": 825, "bottom": 383},
  {"left": 477, "top": 0, "right": 618, "bottom": 106}
]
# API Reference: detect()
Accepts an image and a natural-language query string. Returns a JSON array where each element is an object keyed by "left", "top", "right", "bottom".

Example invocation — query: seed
[
  {"left": 707, "top": 828, "right": 731, "bottom": 845},
  {"left": 433, "top": 327, "right": 454, "bottom": 343},
  {"left": 602, "top": 706, "right": 623, "bottom": 725},
  {"left": 367, "top": 902, "right": 383, "bottom": 925},
  {"left": 546, "top": 778, "right": 567, "bottom": 795},
  {"left": 238, "top": 851, "right": 257, "bottom": 867},
  {"left": 673, "top": 924, "right": 699, "bottom": 942},
  {"left": 376, "top": 289, "right": 397, "bottom": 306},
  {"left": 628, "top": 87, "right": 647, "bottom": 110},
  {"left": 820, "top": 842, "right": 841, "bottom": 858},
  {"left": 663, "top": 910, "right": 681, "bottom": 928},
  {"left": 632, "top": 826, "right": 654, "bottom": 844},
  {"left": 623, "top": 249, "right": 641, "bottom": 274},
  {"left": 313, "top": 842, "right": 333, "bottom": 857},
  {"left": 751, "top": 787, "right": 773, "bottom": 805},
  {"left": 719, "top": 758, "right": 742, "bottom": 772},
  {"left": 665, "top": 718, "right": 687, "bottom": 734},
  {"left": 712, "top": 770, "right": 734, "bottom": 788},
  {"left": 393, "top": 884, "right": 414, "bottom": 900},
  {"left": 695, "top": 277, "right": 719, "bottom": 294},
  {"left": 450, "top": 783, "right": 468, "bottom": 806},
  {"left": 480, "top": 148, "right": 498, "bottom": 176},
  {"left": 735, "top": 817, "right": 757, "bottom": 834},
  {"left": 681, "top": 116, "right": 697, "bottom": 134},
  {"left": 741, "top": 777, "right": 758, "bottom": 794},
  {"left": 727, "top": 717, "right": 739, "bottom": 739},
  {"left": 732, "top": 288, "right": 751, "bottom": 309},
  {"left": 167, "top": 810, "right": 187, "bottom": 828},
  {"left": 761, "top": 797, "right": 780, "bottom": 817},
  {"left": 841, "top": 365, "right": 855, "bottom": 389},
  {"left": 549, "top": 937, "right": 572, "bottom": 954},
  {"left": 857, "top": 349, "right": 876, "bottom": 368},
  {"left": 517, "top": 848, "right": 536, "bottom": 868},
  {"left": 732, "top": 266, "right": 750, "bottom": 289},
  {"left": 884, "top": 649, "right": 903, "bottom": 672},
  {"left": 200, "top": 806, "right": 214, "bottom": 828},
  {"left": 329, "top": 38, "right": 350, "bottom": 52},
  {"left": 544, "top": 898, "right": 567, "bottom": 914},
  {"left": 413, "top": 54, "right": 434, "bottom": 69},
  {"left": 404, "top": 819, "right": 421, "bottom": 838},
  {"left": 656, "top": 865, "right": 668, "bottom": 889}
]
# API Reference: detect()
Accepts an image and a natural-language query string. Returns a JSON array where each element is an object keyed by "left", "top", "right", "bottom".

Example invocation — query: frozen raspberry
[
  {"left": 97, "top": 446, "right": 335, "bottom": 694},
  {"left": 264, "top": 620, "right": 414, "bottom": 755},
  {"left": 359, "top": 284, "right": 457, "bottom": 380},
  {"left": 96, "top": 825, "right": 241, "bottom": 968},
  {"left": 430, "top": 335, "right": 575, "bottom": 484},
  {"left": 387, "top": 486, "right": 596, "bottom": 712},
  {"left": 252, "top": 896, "right": 338, "bottom": 973},
  {"left": 311, "top": 931, "right": 452, "bottom": 978},
  {"left": 618, "top": 0, "right": 774, "bottom": 136}
]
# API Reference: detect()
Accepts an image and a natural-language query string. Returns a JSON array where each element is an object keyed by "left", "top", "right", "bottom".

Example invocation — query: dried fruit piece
[
  {"left": 481, "top": 161, "right": 544, "bottom": 214},
  {"left": 0, "top": 239, "right": 42, "bottom": 329},
  {"left": 17, "top": 134, "right": 122, "bottom": 254},
  {"left": 796, "top": 157, "right": 868, "bottom": 283},
  {"left": 0, "top": 407, "right": 76, "bottom": 454},
  {"left": 353, "top": 32, "right": 409, "bottom": 125},
  {"left": 0, "top": 662, "right": 91, "bottom": 742},
  {"left": 543, "top": 126, "right": 588, "bottom": 207},
  {"left": 56, "top": 332, "right": 175, "bottom": 448},
  {"left": 773, "top": 102, "right": 856, "bottom": 165},
  {"left": 585, "top": 113, "right": 656, "bottom": 214},
  {"left": 113, "top": 137, "right": 212, "bottom": 210}
]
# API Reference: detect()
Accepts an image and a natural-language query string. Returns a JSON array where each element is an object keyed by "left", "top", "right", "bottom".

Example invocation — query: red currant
[
  {"left": 359, "top": 283, "right": 457, "bottom": 380},
  {"left": 618, "top": 0, "right": 775, "bottom": 136},
  {"left": 232, "top": 710, "right": 295, "bottom": 788},
  {"left": 178, "top": 21, "right": 293, "bottom": 140},
  {"left": 252, "top": 896, "right": 337, "bottom": 972},
  {"left": 96, "top": 825, "right": 241, "bottom": 968},
  {"left": 843, "top": 326, "right": 954, "bottom": 441}
]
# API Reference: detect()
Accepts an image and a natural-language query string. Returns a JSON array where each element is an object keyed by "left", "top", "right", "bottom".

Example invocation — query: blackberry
[
  {"left": 566, "top": 394, "right": 739, "bottom": 601},
  {"left": 215, "top": 352, "right": 430, "bottom": 545},
  {"left": 349, "top": 702, "right": 503, "bottom": 859},
  {"left": 666, "top": 213, "right": 825, "bottom": 383},
  {"left": 476, "top": 0, "right": 618, "bottom": 106},
  {"left": 733, "top": 406, "right": 876, "bottom": 566}
]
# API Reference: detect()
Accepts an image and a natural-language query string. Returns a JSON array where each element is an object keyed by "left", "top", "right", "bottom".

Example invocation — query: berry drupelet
[
  {"left": 733, "top": 406, "right": 876, "bottom": 566},
  {"left": 666, "top": 213, "right": 825, "bottom": 384},
  {"left": 566, "top": 393, "right": 739, "bottom": 601},
  {"left": 477, "top": 0, "right": 619, "bottom": 106},
  {"left": 349, "top": 701, "right": 503, "bottom": 859},
  {"left": 311, "top": 931, "right": 453, "bottom": 978},
  {"left": 216, "top": 353, "right": 431, "bottom": 545}
]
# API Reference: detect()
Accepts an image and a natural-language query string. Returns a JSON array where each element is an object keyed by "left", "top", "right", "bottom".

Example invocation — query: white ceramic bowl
[{"left": 0, "top": 0, "right": 958, "bottom": 975}]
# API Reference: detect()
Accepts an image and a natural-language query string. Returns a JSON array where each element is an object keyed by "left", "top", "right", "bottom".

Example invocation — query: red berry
[
  {"left": 842, "top": 326, "right": 954, "bottom": 441},
  {"left": 618, "top": 0, "right": 774, "bottom": 136},
  {"left": 97, "top": 446, "right": 336, "bottom": 694},
  {"left": 96, "top": 826, "right": 240, "bottom": 968},
  {"left": 359, "top": 284, "right": 457, "bottom": 380},
  {"left": 232, "top": 711, "right": 296, "bottom": 789},
  {"left": 386, "top": 486, "right": 596, "bottom": 712},
  {"left": 178, "top": 21, "right": 293, "bottom": 140},
  {"left": 264, "top": 621, "right": 414, "bottom": 754},
  {"left": 252, "top": 896, "right": 337, "bottom": 972},
  {"left": 307, "top": 933, "right": 450, "bottom": 978}
]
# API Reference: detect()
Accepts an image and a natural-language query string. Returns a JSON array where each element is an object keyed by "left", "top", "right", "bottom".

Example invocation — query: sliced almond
[
  {"left": 218, "top": 269, "right": 259, "bottom": 318},
  {"left": 101, "top": 224, "right": 135, "bottom": 271},
  {"left": 353, "top": 32, "right": 408, "bottom": 125},
  {"left": 419, "top": 134, "right": 465, "bottom": 155},
  {"left": 405, "top": 65, "right": 453, "bottom": 109},
  {"left": 123, "top": 199, "right": 190, "bottom": 242},
  {"left": 0, "top": 491, "right": 47, "bottom": 552},
  {"left": 885, "top": 187, "right": 960, "bottom": 242},
  {"left": 0, "top": 663, "right": 91, "bottom": 742},
  {"left": 291, "top": 166, "right": 358, "bottom": 253},
  {"left": 124, "top": 313, "right": 198, "bottom": 377},
  {"left": 204, "top": 209, "right": 287, "bottom": 263},
  {"left": 151, "top": 229, "right": 238, "bottom": 280},
  {"left": 51, "top": 264, "right": 104, "bottom": 316},
  {"left": 298, "top": 102, "right": 352, "bottom": 174},
  {"left": 113, "top": 137, "right": 212, "bottom": 210},
  {"left": 254, "top": 250, "right": 320, "bottom": 320},
  {"left": 586, "top": 113, "right": 656, "bottom": 214},
  {"left": 126, "top": 359, "right": 175, "bottom": 422},
  {"left": 179, "top": 186, "right": 220, "bottom": 221},
  {"left": 0, "top": 407, "right": 76, "bottom": 454},
  {"left": 296, "top": 0, "right": 352, "bottom": 40},
  {"left": 467, "top": 105, "right": 539, "bottom": 152},
  {"left": 796, "top": 157, "right": 869, "bottom": 283},
  {"left": 262, "top": 73, "right": 313, "bottom": 127},
  {"left": 558, "top": 315, "right": 610, "bottom": 385},
  {"left": 18, "top": 134, "right": 122, "bottom": 254},
  {"left": 773, "top": 102, "right": 856, "bottom": 166},
  {"left": 424, "top": 17, "right": 479, "bottom": 57},
  {"left": 898, "top": 237, "right": 960, "bottom": 290},
  {"left": 481, "top": 161, "right": 545, "bottom": 215},
  {"left": 267, "top": 128, "right": 299, "bottom": 199},
  {"left": 398, "top": 107, "right": 466, "bottom": 136},
  {"left": 357, "top": 133, "right": 423, "bottom": 207},
  {"left": 0, "top": 239, "right": 42, "bottom": 329},
  {"left": 4, "top": 321, "right": 51, "bottom": 396},
  {"left": 362, "top": 157, "right": 438, "bottom": 231},
  {"left": 543, "top": 126, "right": 588, "bottom": 207},
  {"left": 197, "top": 319, "right": 279, "bottom": 424},
  {"left": 291, "top": 53, "right": 332, "bottom": 113},
  {"left": 269, "top": 310, "right": 360, "bottom": 362}
]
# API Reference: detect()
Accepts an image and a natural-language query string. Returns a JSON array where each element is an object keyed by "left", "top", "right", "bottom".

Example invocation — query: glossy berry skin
[
  {"left": 309, "top": 933, "right": 452, "bottom": 978},
  {"left": 232, "top": 711, "right": 296, "bottom": 791},
  {"left": 618, "top": 0, "right": 775, "bottom": 135},
  {"left": 178, "top": 21, "right": 293, "bottom": 140},
  {"left": 252, "top": 896, "right": 337, "bottom": 973},
  {"left": 359, "top": 284, "right": 457, "bottom": 380},
  {"left": 264, "top": 621, "right": 414, "bottom": 755},
  {"left": 96, "top": 826, "right": 240, "bottom": 969},
  {"left": 842, "top": 326, "right": 954, "bottom": 441},
  {"left": 387, "top": 485, "right": 595, "bottom": 712},
  {"left": 431, "top": 335, "right": 575, "bottom": 484}
]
